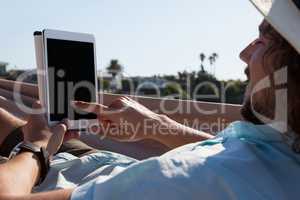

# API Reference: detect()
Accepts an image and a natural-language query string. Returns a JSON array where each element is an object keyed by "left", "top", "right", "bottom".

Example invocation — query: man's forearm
[
  {"left": 151, "top": 115, "right": 214, "bottom": 149},
  {"left": 0, "top": 152, "right": 40, "bottom": 195},
  {"left": 0, "top": 151, "right": 74, "bottom": 200},
  {"left": 0, "top": 108, "right": 25, "bottom": 146},
  {"left": 0, "top": 189, "right": 73, "bottom": 200}
]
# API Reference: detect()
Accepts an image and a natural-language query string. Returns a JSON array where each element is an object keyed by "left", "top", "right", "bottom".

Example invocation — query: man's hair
[{"left": 263, "top": 23, "right": 300, "bottom": 134}]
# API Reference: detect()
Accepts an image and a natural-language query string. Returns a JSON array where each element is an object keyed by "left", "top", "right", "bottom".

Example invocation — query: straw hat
[{"left": 250, "top": 0, "right": 300, "bottom": 54}]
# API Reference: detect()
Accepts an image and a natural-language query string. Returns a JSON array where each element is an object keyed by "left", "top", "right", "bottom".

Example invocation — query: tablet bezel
[{"left": 42, "top": 29, "right": 99, "bottom": 130}]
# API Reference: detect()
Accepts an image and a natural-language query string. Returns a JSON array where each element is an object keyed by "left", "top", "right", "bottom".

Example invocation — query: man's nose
[{"left": 239, "top": 39, "right": 260, "bottom": 64}]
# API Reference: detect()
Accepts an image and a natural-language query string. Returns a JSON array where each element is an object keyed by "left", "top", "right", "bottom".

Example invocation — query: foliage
[
  {"left": 162, "top": 82, "right": 188, "bottom": 99},
  {"left": 98, "top": 78, "right": 110, "bottom": 91},
  {"left": 106, "top": 59, "right": 123, "bottom": 77},
  {"left": 159, "top": 69, "right": 246, "bottom": 104}
]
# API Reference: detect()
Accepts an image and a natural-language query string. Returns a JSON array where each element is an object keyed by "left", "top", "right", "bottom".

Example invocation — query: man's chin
[{"left": 241, "top": 98, "right": 265, "bottom": 125}]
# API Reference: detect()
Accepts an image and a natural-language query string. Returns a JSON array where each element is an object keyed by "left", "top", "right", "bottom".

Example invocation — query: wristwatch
[{"left": 9, "top": 141, "right": 50, "bottom": 185}]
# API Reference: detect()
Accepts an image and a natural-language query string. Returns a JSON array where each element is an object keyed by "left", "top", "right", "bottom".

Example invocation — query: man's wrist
[
  {"left": 149, "top": 114, "right": 180, "bottom": 142},
  {"left": 149, "top": 114, "right": 213, "bottom": 149},
  {"left": 10, "top": 141, "right": 50, "bottom": 185}
]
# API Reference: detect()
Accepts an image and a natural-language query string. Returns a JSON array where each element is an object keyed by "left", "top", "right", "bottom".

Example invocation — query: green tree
[
  {"left": 162, "top": 83, "right": 188, "bottom": 99},
  {"left": 208, "top": 53, "right": 219, "bottom": 75},
  {"left": 106, "top": 59, "right": 123, "bottom": 77},
  {"left": 98, "top": 78, "right": 110, "bottom": 91},
  {"left": 224, "top": 80, "right": 247, "bottom": 104},
  {"left": 199, "top": 53, "right": 206, "bottom": 73}
]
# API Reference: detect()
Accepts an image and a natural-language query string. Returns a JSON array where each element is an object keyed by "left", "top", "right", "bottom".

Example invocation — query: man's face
[{"left": 239, "top": 20, "right": 275, "bottom": 123}]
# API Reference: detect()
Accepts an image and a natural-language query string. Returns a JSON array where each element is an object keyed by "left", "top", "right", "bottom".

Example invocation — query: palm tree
[
  {"left": 208, "top": 55, "right": 214, "bottom": 74},
  {"left": 199, "top": 53, "right": 206, "bottom": 73},
  {"left": 207, "top": 53, "right": 219, "bottom": 75},
  {"left": 211, "top": 53, "right": 219, "bottom": 75},
  {"left": 106, "top": 59, "right": 123, "bottom": 77}
]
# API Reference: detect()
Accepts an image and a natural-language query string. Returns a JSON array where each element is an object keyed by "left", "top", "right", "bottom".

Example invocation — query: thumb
[
  {"left": 47, "top": 123, "right": 67, "bottom": 155},
  {"left": 52, "top": 123, "right": 67, "bottom": 136}
]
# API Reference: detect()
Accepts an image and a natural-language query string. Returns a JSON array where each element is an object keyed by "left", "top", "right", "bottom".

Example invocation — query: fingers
[
  {"left": 32, "top": 100, "right": 42, "bottom": 109},
  {"left": 72, "top": 96, "right": 131, "bottom": 114},
  {"left": 72, "top": 101, "right": 109, "bottom": 115},
  {"left": 109, "top": 97, "right": 128, "bottom": 109}
]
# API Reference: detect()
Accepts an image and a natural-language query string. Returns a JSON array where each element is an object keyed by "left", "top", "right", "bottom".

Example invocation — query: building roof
[{"left": 0, "top": 61, "right": 9, "bottom": 66}]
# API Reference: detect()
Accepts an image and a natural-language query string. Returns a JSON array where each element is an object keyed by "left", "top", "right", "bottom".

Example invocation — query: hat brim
[{"left": 250, "top": 0, "right": 300, "bottom": 54}]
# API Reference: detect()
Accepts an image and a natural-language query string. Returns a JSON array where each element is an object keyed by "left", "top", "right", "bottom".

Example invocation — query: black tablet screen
[{"left": 46, "top": 38, "right": 97, "bottom": 121}]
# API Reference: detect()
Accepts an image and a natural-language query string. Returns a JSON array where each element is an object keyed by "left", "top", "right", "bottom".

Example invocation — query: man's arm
[
  {"left": 73, "top": 98, "right": 214, "bottom": 150},
  {"left": 0, "top": 189, "right": 73, "bottom": 200},
  {"left": 0, "top": 108, "right": 25, "bottom": 146},
  {"left": 0, "top": 102, "right": 75, "bottom": 199},
  {"left": 0, "top": 152, "right": 41, "bottom": 195},
  {"left": 0, "top": 149, "right": 73, "bottom": 200},
  {"left": 149, "top": 115, "right": 214, "bottom": 149}
]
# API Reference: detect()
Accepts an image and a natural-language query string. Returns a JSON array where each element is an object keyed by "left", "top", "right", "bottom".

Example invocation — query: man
[{"left": 0, "top": 0, "right": 300, "bottom": 199}]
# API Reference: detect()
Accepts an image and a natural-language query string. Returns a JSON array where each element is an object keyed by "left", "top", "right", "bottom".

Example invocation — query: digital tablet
[{"left": 34, "top": 29, "right": 98, "bottom": 130}]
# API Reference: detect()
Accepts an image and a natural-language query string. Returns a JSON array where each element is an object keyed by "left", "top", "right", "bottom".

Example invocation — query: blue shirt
[{"left": 35, "top": 121, "right": 300, "bottom": 200}]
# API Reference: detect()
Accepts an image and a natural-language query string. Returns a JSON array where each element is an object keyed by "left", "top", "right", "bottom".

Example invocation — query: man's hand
[
  {"left": 73, "top": 97, "right": 213, "bottom": 149},
  {"left": 0, "top": 102, "right": 80, "bottom": 196},
  {"left": 22, "top": 101, "right": 77, "bottom": 155},
  {"left": 73, "top": 96, "right": 169, "bottom": 142}
]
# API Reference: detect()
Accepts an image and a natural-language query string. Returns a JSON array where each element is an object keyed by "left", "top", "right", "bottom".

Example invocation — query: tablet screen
[{"left": 46, "top": 38, "right": 97, "bottom": 121}]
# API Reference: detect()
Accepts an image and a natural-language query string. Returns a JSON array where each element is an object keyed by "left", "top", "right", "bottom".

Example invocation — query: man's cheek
[{"left": 250, "top": 52, "right": 268, "bottom": 82}]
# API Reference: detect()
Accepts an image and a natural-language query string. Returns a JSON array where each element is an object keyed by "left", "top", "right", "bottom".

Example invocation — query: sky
[{"left": 0, "top": 0, "right": 262, "bottom": 81}]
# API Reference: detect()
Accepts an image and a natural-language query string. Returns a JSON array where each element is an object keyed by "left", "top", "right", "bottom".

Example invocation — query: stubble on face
[
  {"left": 241, "top": 71, "right": 276, "bottom": 125},
  {"left": 241, "top": 85, "right": 265, "bottom": 124}
]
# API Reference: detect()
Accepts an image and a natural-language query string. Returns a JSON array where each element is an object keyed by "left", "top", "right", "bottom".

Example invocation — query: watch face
[
  {"left": 8, "top": 142, "right": 23, "bottom": 160},
  {"left": 20, "top": 142, "right": 41, "bottom": 153},
  {"left": 9, "top": 142, "right": 41, "bottom": 160}
]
